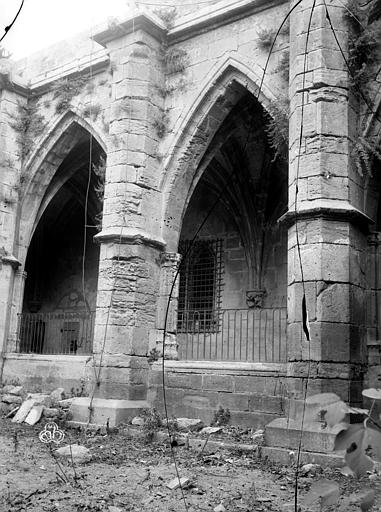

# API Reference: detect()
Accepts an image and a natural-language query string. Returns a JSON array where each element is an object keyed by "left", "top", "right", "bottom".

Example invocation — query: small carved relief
[{"left": 246, "top": 289, "right": 266, "bottom": 309}]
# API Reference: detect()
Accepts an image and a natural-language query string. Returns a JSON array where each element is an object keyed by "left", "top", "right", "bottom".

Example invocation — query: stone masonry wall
[{"left": 148, "top": 362, "right": 288, "bottom": 428}]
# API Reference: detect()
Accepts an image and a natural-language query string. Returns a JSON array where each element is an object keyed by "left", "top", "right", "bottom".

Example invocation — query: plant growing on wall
[
  {"left": 153, "top": 109, "right": 170, "bottom": 139},
  {"left": 264, "top": 97, "right": 289, "bottom": 162},
  {"left": 153, "top": 7, "right": 177, "bottom": 29},
  {"left": 52, "top": 75, "right": 89, "bottom": 114},
  {"left": 10, "top": 99, "right": 46, "bottom": 163},
  {"left": 92, "top": 156, "right": 106, "bottom": 231},
  {"left": 257, "top": 27, "right": 276, "bottom": 49},
  {"left": 344, "top": 0, "right": 381, "bottom": 176}
]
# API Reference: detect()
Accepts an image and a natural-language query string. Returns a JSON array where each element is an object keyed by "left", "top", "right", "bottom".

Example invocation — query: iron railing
[
  {"left": 17, "top": 311, "right": 95, "bottom": 355},
  {"left": 177, "top": 308, "right": 287, "bottom": 362}
]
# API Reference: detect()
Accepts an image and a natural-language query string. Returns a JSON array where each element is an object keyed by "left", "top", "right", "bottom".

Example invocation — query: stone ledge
[
  {"left": 4, "top": 353, "right": 91, "bottom": 362},
  {"left": 94, "top": 227, "right": 166, "bottom": 249},
  {"left": 279, "top": 200, "right": 372, "bottom": 230},
  {"left": 155, "top": 360, "right": 288, "bottom": 375}
]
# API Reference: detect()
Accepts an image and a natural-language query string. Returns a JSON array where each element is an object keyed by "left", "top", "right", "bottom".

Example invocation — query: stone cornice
[
  {"left": 279, "top": 200, "right": 373, "bottom": 230},
  {"left": 92, "top": 0, "right": 286, "bottom": 47},
  {"left": 92, "top": 12, "right": 166, "bottom": 47},
  {"left": 168, "top": 0, "right": 287, "bottom": 43},
  {"left": 94, "top": 227, "right": 166, "bottom": 249}
]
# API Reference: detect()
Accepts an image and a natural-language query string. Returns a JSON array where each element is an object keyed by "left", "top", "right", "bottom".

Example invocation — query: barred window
[{"left": 177, "top": 239, "right": 223, "bottom": 332}]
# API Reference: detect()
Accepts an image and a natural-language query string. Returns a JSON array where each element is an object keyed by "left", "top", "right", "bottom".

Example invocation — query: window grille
[{"left": 177, "top": 239, "right": 223, "bottom": 332}]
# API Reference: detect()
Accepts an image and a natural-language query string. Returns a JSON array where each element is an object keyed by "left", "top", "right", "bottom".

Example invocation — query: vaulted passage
[
  {"left": 20, "top": 133, "right": 105, "bottom": 355},
  {"left": 177, "top": 92, "right": 288, "bottom": 362}
]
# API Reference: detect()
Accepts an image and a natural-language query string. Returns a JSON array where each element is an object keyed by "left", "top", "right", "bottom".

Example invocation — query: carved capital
[
  {"left": 246, "top": 289, "right": 266, "bottom": 309},
  {"left": 160, "top": 252, "right": 182, "bottom": 266},
  {"left": 368, "top": 231, "right": 381, "bottom": 246}
]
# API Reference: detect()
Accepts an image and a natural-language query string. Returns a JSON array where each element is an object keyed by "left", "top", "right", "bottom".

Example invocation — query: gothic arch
[
  {"left": 17, "top": 111, "right": 107, "bottom": 263},
  {"left": 161, "top": 59, "right": 279, "bottom": 251}
]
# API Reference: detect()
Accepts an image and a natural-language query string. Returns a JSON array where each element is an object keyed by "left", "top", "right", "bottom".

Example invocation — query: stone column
[
  {"left": 89, "top": 17, "right": 167, "bottom": 402},
  {"left": 286, "top": 0, "right": 368, "bottom": 405},
  {"left": 154, "top": 252, "right": 182, "bottom": 360},
  {"left": 6, "top": 269, "right": 27, "bottom": 353},
  {"left": 0, "top": 255, "right": 21, "bottom": 357}
]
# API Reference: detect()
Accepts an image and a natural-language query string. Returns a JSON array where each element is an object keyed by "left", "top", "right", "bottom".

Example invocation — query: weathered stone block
[{"left": 202, "top": 375, "right": 234, "bottom": 392}]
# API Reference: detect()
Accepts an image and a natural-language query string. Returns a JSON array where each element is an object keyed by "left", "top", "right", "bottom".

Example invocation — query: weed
[
  {"left": 0, "top": 72, "right": 13, "bottom": 90},
  {"left": 161, "top": 45, "right": 189, "bottom": 75},
  {"left": 52, "top": 75, "right": 89, "bottom": 114},
  {"left": 154, "top": 7, "right": 177, "bottom": 29},
  {"left": 92, "top": 156, "right": 106, "bottom": 231},
  {"left": 70, "top": 378, "right": 87, "bottom": 398},
  {"left": 212, "top": 406, "right": 230, "bottom": 426},
  {"left": 147, "top": 347, "right": 160, "bottom": 363},
  {"left": 352, "top": 135, "right": 381, "bottom": 176},
  {"left": 10, "top": 99, "right": 46, "bottom": 162},
  {"left": 82, "top": 103, "right": 102, "bottom": 121},
  {"left": 153, "top": 110, "right": 170, "bottom": 139},
  {"left": 264, "top": 97, "right": 289, "bottom": 162},
  {"left": 257, "top": 28, "right": 276, "bottom": 49},
  {"left": 141, "top": 408, "right": 162, "bottom": 442},
  {"left": 274, "top": 49, "right": 289, "bottom": 82},
  {"left": 156, "top": 77, "right": 187, "bottom": 98}
]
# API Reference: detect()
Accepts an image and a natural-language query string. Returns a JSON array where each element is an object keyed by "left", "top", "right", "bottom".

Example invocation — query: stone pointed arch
[
  {"left": 161, "top": 58, "right": 279, "bottom": 251},
  {"left": 17, "top": 110, "right": 107, "bottom": 263}
]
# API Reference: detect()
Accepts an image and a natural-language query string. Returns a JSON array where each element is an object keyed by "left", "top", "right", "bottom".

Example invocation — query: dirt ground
[{"left": 0, "top": 417, "right": 381, "bottom": 512}]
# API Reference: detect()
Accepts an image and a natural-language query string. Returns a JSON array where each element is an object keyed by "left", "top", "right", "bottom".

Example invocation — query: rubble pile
[{"left": 0, "top": 385, "right": 73, "bottom": 425}]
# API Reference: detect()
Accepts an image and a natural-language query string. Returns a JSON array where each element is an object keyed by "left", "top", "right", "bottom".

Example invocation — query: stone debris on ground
[
  {"left": 50, "top": 387, "right": 65, "bottom": 403},
  {"left": 200, "top": 426, "right": 222, "bottom": 435},
  {"left": 213, "top": 504, "right": 226, "bottom": 512},
  {"left": 0, "top": 386, "right": 71, "bottom": 426},
  {"left": 24, "top": 405, "right": 44, "bottom": 425},
  {"left": 131, "top": 416, "right": 145, "bottom": 426},
  {"left": 12, "top": 399, "right": 36, "bottom": 423},
  {"left": 301, "top": 463, "right": 321, "bottom": 476},
  {"left": 166, "top": 476, "right": 190, "bottom": 490},
  {"left": 176, "top": 418, "right": 204, "bottom": 431},
  {"left": 55, "top": 444, "right": 91, "bottom": 463},
  {"left": 2, "top": 385, "right": 26, "bottom": 396}
]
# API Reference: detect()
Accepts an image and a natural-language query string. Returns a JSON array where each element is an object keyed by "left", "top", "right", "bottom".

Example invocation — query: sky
[{"left": 0, "top": 0, "right": 133, "bottom": 59}]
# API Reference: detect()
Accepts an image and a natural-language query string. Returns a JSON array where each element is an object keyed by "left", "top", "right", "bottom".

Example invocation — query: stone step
[
  {"left": 288, "top": 393, "right": 342, "bottom": 422},
  {"left": 69, "top": 397, "right": 149, "bottom": 427},
  {"left": 264, "top": 417, "right": 345, "bottom": 454}
]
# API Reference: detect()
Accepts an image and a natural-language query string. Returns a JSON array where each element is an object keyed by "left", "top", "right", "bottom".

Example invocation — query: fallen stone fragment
[
  {"left": 200, "top": 426, "right": 222, "bottom": 435},
  {"left": 2, "top": 385, "right": 25, "bottom": 396},
  {"left": 214, "top": 504, "right": 226, "bottom": 512},
  {"left": 43, "top": 407, "right": 60, "bottom": 418},
  {"left": 26, "top": 393, "right": 52, "bottom": 407},
  {"left": 57, "top": 398, "right": 75, "bottom": 408},
  {"left": 50, "top": 388, "right": 65, "bottom": 402},
  {"left": 6, "top": 406, "right": 20, "bottom": 418},
  {"left": 56, "top": 444, "right": 91, "bottom": 463},
  {"left": 25, "top": 405, "right": 44, "bottom": 425},
  {"left": 12, "top": 399, "right": 36, "bottom": 423},
  {"left": 177, "top": 418, "right": 204, "bottom": 431},
  {"left": 166, "top": 476, "right": 190, "bottom": 490},
  {"left": 109, "top": 507, "right": 123, "bottom": 512},
  {"left": 2, "top": 394, "right": 23, "bottom": 405},
  {"left": 131, "top": 416, "right": 145, "bottom": 426},
  {"left": 301, "top": 463, "right": 321, "bottom": 475}
]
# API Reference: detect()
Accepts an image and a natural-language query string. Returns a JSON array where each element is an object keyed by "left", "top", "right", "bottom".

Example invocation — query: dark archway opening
[
  {"left": 177, "top": 91, "right": 288, "bottom": 362},
  {"left": 20, "top": 133, "right": 105, "bottom": 355}
]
